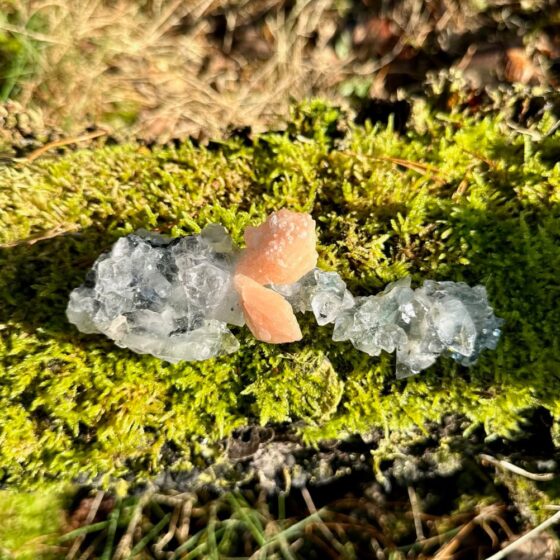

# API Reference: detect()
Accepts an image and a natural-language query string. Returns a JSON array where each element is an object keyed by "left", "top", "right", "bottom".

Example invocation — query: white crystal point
[
  {"left": 310, "top": 270, "right": 355, "bottom": 326},
  {"left": 66, "top": 287, "right": 101, "bottom": 334},
  {"left": 333, "top": 292, "right": 410, "bottom": 357},
  {"left": 418, "top": 280, "right": 503, "bottom": 366},
  {"left": 67, "top": 228, "right": 242, "bottom": 362},
  {"left": 172, "top": 233, "right": 244, "bottom": 327}
]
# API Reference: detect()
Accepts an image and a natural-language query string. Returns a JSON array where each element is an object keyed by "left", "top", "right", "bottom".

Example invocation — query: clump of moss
[
  {"left": 1, "top": 99, "right": 559, "bottom": 486},
  {"left": 0, "top": 485, "right": 64, "bottom": 558}
]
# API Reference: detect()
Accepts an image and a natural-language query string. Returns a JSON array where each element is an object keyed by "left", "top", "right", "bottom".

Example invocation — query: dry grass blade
[
  {"left": 113, "top": 485, "right": 155, "bottom": 560},
  {"left": 126, "top": 512, "right": 171, "bottom": 559},
  {"left": 78, "top": 533, "right": 107, "bottom": 560},
  {"left": 433, "top": 518, "right": 478, "bottom": 560},
  {"left": 408, "top": 485, "right": 425, "bottom": 540},
  {"left": 248, "top": 510, "right": 325, "bottom": 559},
  {"left": 300, "top": 487, "right": 351, "bottom": 560},
  {"left": 0, "top": 223, "right": 81, "bottom": 249},
  {"left": 461, "top": 148, "right": 498, "bottom": 169},
  {"left": 175, "top": 498, "right": 194, "bottom": 545},
  {"left": 341, "top": 150, "right": 447, "bottom": 184},
  {"left": 376, "top": 156, "right": 447, "bottom": 184},
  {"left": 0, "top": 21, "right": 64, "bottom": 44},
  {"left": 0, "top": 0, "right": 347, "bottom": 140},
  {"left": 23, "top": 130, "right": 108, "bottom": 163},
  {"left": 433, "top": 504, "right": 509, "bottom": 560},
  {"left": 153, "top": 504, "right": 180, "bottom": 557},
  {"left": 479, "top": 454, "right": 556, "bottom": 482},
  {"left": 484, "top": 510, "right": 560, "bottom": 560}
]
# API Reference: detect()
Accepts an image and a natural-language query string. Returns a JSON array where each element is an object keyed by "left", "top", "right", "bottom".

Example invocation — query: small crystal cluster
[
  {"left": 276, "top": 273, "right": 503, "bottom": 377},
  {"left": 67, "top": 225, "right": 242, "bottom": 362},
  {"left": 68, "top": 210, "right": 502, "bottom": 374}
]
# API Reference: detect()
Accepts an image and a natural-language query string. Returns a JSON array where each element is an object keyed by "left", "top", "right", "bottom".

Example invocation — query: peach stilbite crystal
[
  {"left": 233, "top": 274, "right": 303, "bottom": 343},
  {"left": 235, "top": 209, "right": 318, "bottom": 285}
]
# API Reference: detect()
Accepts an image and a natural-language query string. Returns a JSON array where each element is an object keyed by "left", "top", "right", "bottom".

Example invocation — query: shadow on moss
[{"left": 1, "top": 228, "right": 118, "bottom": 341}]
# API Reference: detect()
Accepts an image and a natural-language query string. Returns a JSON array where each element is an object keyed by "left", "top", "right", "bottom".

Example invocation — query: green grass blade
[
  {"left": 126, "top": 512, "right": 171, "bottom": 559},
  {"left": 59, "top": 520, "right": 110, "bottom": 543},
  {"left": 100, "top": 499, "right": 121, "bottom": 560},
  {"left": 227, "top": 493, "right": 266, "bottom": 547}
]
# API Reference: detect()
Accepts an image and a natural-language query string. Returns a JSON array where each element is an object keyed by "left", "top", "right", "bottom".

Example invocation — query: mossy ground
[
  {"left": 0, "top": 485, "right": 64, "bottom": 559},
  {"left": 1, "top": 99, "right": 559, "bottom": 493}
]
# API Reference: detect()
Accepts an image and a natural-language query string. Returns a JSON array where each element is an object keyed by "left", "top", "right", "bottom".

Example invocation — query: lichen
[{"left": 1, "top": 99, "right": 559, "bottom": 486}]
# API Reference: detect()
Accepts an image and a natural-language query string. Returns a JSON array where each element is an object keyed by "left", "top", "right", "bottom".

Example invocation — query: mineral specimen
[
  {"left": 235, "top": 209, "right": 317, "bottom": 284},
  {"left": 67, "top": 210, "right": 502, "bottom": 374},
  {"left": 234, "top": 274, "right": 302, "bottom": 343},
  {"left": 67, "top": 227, "right": 242, "bottom": 362}
]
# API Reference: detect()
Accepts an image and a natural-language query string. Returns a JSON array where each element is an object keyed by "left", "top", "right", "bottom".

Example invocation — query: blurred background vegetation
[{"left": 0, "top": 0, "right": 559, "bottom": 141}]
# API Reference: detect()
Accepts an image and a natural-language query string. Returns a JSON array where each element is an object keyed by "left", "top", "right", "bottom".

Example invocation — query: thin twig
[
  {"left": 300, "top": 487, "right": 350, "bottom": 559},
  {"left": 479, "top": 453, "right": 556, "bottom": 482},
  {"left": 408, "top": 485, "right": 425, "bottom": 540},
  {"left": 23, "top": 130, "right": 107, "bottom": 163},
  {"left": 484, "top": 510, "right": 560, "bottom": 560}
]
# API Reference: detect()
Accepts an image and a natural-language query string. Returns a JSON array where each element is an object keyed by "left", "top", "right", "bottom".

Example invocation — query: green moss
[
  {"left": 0, "top": 485, "right": 65, "bottom": 558},
  {"left": 1, "top": 100, "right": 559, "bottom": 486}
]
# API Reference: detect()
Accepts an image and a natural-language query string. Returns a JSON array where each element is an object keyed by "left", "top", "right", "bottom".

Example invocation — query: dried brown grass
[
  {"left": 0, "top": 0, "right": 346, "bottom": 140},
  {"left": 1, "top": 0, "right": 556, "bottom": 140}
]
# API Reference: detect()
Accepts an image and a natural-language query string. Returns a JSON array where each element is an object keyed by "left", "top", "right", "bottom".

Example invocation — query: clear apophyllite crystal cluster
[
  {"left": 67, "top": 210, "right": 503, "bottom": 376},
  {"left": 67, "top": 224, "right": 243, "bottom": 362},
  {"left": 275, "top": 272, "right": 502, "bottom": 377}
]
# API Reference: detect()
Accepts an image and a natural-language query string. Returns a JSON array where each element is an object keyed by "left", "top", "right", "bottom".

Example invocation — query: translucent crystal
[
  {"left": 271, "top": 268, "right": 354, "bottom": 325},
  {"left": 418, "top": 281, "right": 503, "bottom": 367},
  {"left": 67, "top": 228, "right": 242, "bottom": 362},
  {"left": 332, "top": 277, "right": 412, "bottom": 358},
  {"left": 168, "top": 227, "right": 244, "bottom": 327},
  {"left": 330, "top": 276, "right": 502, "bottom": 378},
  {"left": 200, "top": 223, "right": 236, "bottom": 253},
  {"left": 235, "top": 209, "right": 317, "bottom": 284},
  {"left": 67, "top": 215, "right": 502, "bottom": 372}
]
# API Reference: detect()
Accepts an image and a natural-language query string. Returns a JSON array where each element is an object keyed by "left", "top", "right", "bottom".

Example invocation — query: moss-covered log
[{"left": 1, "top": 100, "right": 559, "bottom": 488}]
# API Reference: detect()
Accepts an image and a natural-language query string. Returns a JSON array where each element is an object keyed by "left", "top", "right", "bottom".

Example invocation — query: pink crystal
[
  {"left": 233, "top": 274, "right": 303, "bottom": 343},
  {"left": 235, "top": 209, "right": 317, "bottom": 285}
]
